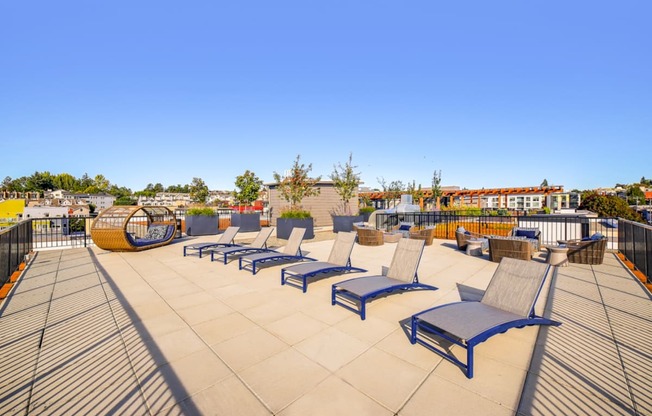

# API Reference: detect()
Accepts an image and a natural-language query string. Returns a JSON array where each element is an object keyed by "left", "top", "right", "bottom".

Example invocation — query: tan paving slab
[
  {"left": 278, "top": 375, "right": 393, "bottom": 416},
  {"left": 239, "top": 347, "right": 330, "bottom": 412},
  {"left": 178, "top": 374, "right": 271, "bottom": 416},
  {"left": 211, "top": 326, "right": 289, "bottom": 372},
  {"left": 193, "top": 312, "right": 258, "bottom": 346},
  {"left": 158, "top": 347, "right": 233, "bottom": 398},
  {"left": 294, "top": 326, "right": 370, "bottom": 372},
  {"left": 336, "top": 346, "right": 428, "bottom": 412},
  {"left": 175, "top": 299, "right": 234, "bottom": 326},
  {"left": 265, "top": 312, "right": 330, "bottom": 345},
  {"left": 400, "top": 373, "right": 514, "bottom": 416}
]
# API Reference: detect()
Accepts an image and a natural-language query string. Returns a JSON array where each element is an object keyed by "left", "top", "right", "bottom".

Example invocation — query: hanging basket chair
[{"left": 91, "top": 205, "right": 177, "bottom": 252}]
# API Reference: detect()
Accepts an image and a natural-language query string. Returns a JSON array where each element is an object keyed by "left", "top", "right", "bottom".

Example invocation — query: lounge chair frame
[
  {"left": 331, "top": 239, "right": 437, "bottom": 320},
  {"left": 410, "top": 258, "right": 560, "bottom": 378},
  {"left": 209, "top": 227, "right": 275, "bottom": 264},
  {"left": 239, "top": 228, "right": 315, "bottom": 275},
  {"left": 281, "top": 232, "right": 366, "bottom": 292},
  {"left": 183, "top": 226, "right": 240, "bottom": 258}
]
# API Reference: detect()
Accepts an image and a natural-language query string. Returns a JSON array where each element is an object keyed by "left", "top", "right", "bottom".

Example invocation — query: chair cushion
[
  {"left": 399, "top": 224, "right": 412, "bottom": 231},
  {"left": 590, "top": 232, "right": 604, "bottom": 240},
  {"left": 145, "top": 225, "right": 169, "bottom": 240},
  {"left": 515, "top": 229, "right": 537, "bottom": 239}
]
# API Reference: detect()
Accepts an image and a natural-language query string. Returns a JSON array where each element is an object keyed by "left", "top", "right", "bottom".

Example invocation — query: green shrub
[
  {"left": 279, "top": 208, "right": 312, "bottom": 219},
  {"left": 186, "top": 207, "right": 215, "bottom": 216},
  {"left": 359, "top": 206, "right": 375, "bottom": 215}
]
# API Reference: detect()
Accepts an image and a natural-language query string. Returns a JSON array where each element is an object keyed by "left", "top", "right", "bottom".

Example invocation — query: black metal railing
[
  {"left": 374, "top": 211, "right": 619, "bottom": 249},
  {"left": 31, "top": 217, "right": 93, "bottom": 249},
  {"left": 618, "top": 219, "right": 651, "bottom": 283},
  {"left": 0, "top": 220, "right": 33, "bottom": 287}
]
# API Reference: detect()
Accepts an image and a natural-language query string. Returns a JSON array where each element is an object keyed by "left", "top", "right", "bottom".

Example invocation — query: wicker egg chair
[{"left": 91, "top": 205, "right": 177, "bottom": 252}]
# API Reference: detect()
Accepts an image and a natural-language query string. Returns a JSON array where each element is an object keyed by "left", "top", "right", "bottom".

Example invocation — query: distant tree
[
  {"left": 53, "top": 173, "right": 78, "bottom": 191},
  {"left": 579, "top": 192, "right": 644, "bottom": 222},
  {"left": 166, "top": 184, "right": 190, "bottom": 193},
  {"left": 79, "top": 173, "right": 93, "bottom": 191},
  {"left": 25, "top": 171, "right": 55, "bottom": 192},
  {"left": 91, "top": 175, "right": 110, "bottom": 193},
  {"left": 541, "top": 179, "right": 549, "bottom": 187},
  {"left": 387, "top": 180, "right": 405, "bottom": 208},
  {"left": 2, "top": 176, "right": 15, "bottom": 191},
  {"left": 189, "top": 177, "right": 209, "bottom": 204},
  {"left": 626, "top": 185, "right": 645, "bottom": 205},
  {"left": 233, "top": 170, "right": 263, "bottom": 207},
  {"left": 406, "top": 181, "right": 424, "bottom": 208},
  {"left": 115, "top": 196, "right": 136, "bottom": 205},
  {"left": 109, "top": 185, "right": 132, "bottom": 199},
  {"left": 432, "top": 170, "right": 442, "bottom": 210}
]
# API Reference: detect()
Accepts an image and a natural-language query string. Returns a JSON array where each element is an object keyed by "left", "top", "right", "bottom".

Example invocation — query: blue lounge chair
[
  {"left": 183, "top": 226, "right": 240, "bottom": 258},
  {"left": 410, "top": 257, "right": 560, "bottom": 378},
  {"left": 281, "top": 231, "right": 366, "bottom": 292},
  {"left": 239, "top": 227, "right": 315, "bottom": 275},
  {"left": 331, "top": 238, "right": 437, "bottom": 320},
  {"left": 209, "top": 227, "right": 275, "bottom": 264}
]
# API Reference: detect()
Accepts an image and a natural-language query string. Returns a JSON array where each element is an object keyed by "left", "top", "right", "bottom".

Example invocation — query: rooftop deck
[{"left": 0, "top": 232, "right": 650, "bottom": 415}]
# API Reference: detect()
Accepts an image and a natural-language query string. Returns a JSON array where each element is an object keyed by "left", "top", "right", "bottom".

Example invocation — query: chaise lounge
[
  {"left": 410, "top": 257, "right": 560, "bottom": 378},
  {"left": 239, "top": 227, "right": 315, "bottom": 275},
  {"left": 331, "top": 238, "right": 437, "bottom": 320},
  {"left": 209, "top": 227, "right": 275, "bottom": 264},
  {"left": 281, "top": 231, "right": 366, "bottom": 292},
  {"left": 183, "top": 226, "right": 240, "bottom": 258}
]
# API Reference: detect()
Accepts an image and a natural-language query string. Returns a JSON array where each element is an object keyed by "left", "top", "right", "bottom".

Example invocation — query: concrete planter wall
[
  {"left": 276, "top": 218, "right": 314, "bottom": 240},
  {"left": 185, "top": 215, "right": 219, "bottom": 236},
  {"left": 332, "top": 215, "right": 364, "bottom": 233},
  {"left": 231, "top": 213, "right": 261, "bottom": 232}
]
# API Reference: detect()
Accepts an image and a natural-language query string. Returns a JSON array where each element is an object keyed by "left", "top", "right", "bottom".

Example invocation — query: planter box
[
  {"left": 332, "top": 215, "right": 364, "bottom": 233},
  {"left": 185, "top": 215, "right": 219, "bottom": 236},
  {"left": 276, "top": 218, "right": 314, "bottom": 240},
  {"left": 360, "top": 211, "right": 373, "bottom": 222},
  {"left": 231, "top": 213, "right": 261, "bottom": 232}
]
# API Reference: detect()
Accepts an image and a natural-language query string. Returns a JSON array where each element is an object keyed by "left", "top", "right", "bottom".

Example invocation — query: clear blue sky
[{"left": 2, "top": 1, "right": 650, "bottom": 193}]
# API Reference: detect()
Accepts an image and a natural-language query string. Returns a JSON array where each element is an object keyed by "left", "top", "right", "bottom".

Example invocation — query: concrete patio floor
[{"left": 0, "top": 231, "right": 650, "bottom": 415}]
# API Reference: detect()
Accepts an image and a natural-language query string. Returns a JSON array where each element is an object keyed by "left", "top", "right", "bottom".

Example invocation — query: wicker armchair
[
  {"left": 488, "top": 237, "right": 534, "bottom": 263},
  {"left": 409, "top": 227, "right": 436, "bottom": 246},
  {"left": 508, "top": 227, "right": 541, "bottom": 251},
  {"left": 566, "top": 238, "right": 607, "bottom": 265},
  {"left": 356, "top": 227, "right": 384, "bottom": 246},
  {"left": 455, "top": 229, "right": 485, "bottom": 250}
]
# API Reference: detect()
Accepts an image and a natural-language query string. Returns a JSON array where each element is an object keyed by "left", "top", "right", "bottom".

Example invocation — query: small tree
[
  {"left": 189, "top": 177, "right": 209, "bottom": 204},
  {"left": 432, "top": 170, "right": 442, "bottom": 210},
  {"left": 273, "top": 155, "right": 321, "bottom": 217},
  {"left": 233, "top": 170, "right": 263, "bottom": 209},
  {"left": 329, "top": 153, "right": 361, "bottom": 216}
]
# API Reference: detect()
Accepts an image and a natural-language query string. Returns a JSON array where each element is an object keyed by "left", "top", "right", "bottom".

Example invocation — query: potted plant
[
  {"left": 359, "top": 206, "right": 375, "bottom": 222},
  {"left": 231, "top": 170, "right": 263, "bottom": 232},
  {"left": 329, "top": 153, "right": 364, "bottom": 232},
  {"left": 273, "top": 154, "right": 321, "bottom": 239},
  {"left": 185, "top": 207, "right": 218, "bottom": 236}
]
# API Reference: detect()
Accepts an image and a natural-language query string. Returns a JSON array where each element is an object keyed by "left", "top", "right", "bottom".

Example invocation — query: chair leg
[{"left": 467, "top": 345, "right": 474, "bottom": 379}]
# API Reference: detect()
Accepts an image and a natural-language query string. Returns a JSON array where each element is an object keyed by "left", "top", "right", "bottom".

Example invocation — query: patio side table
[
  {"left": 546, "top": 246, "right": 569, "bottom": 267},
  {"left": 466, "top": 239, "right": 484, "bottom": 256}
]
